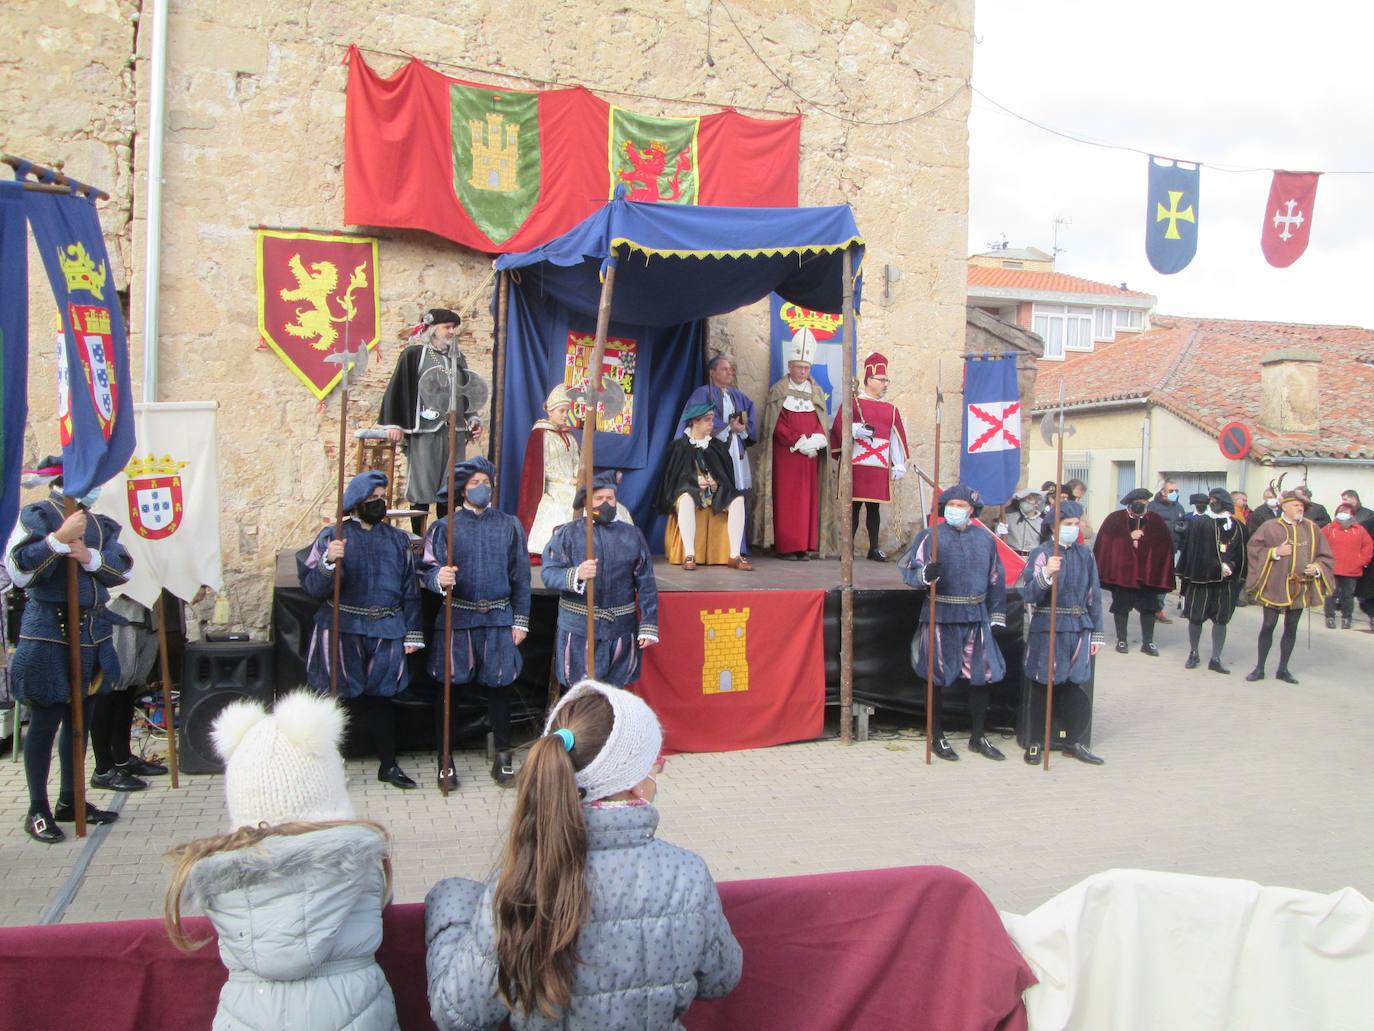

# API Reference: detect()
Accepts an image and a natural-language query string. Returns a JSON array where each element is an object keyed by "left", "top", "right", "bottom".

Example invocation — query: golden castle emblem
[
  {"left": 57, "top": 242, "right": 107, "bottom": 300},
  {"left": 700, "top": 608, "right": 750, "bottom": 695},
  {"left": 469, "top": 112, "right": 520, "bottom": 193}
]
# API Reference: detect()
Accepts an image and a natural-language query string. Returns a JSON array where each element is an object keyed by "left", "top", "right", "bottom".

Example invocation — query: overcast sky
[{"left": 968, "top": 1, "right": 1374, "bottom": 328}]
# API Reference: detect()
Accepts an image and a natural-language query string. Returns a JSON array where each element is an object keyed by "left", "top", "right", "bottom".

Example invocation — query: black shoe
[
  {"left": 53, "top": 801, "right": 118, "bottom": 825},
  {"left": 1276, "top": 668, "right": 1300, "bottom": 685},
  {"left": 931, "top": 736, "right": 959, "bottom": 761},
  {"left": 782, "top": 551, "right": 805, "bottom": 561},
  {"left": 378, "top": 764, "right": 417, "bottom": 789},
  {"left": 1064, "top": 743, "right": 1105, "bottom": 765},
  {"left": 968, "top": 735, "right": 1006, "bottom": 761},
  {"left": 1115, "top": 640, "right": 1128, "bottom": 654},
  {"left": 1208, "top": 658, "right": 1231, "bottom": 675},
  {"left": 1184, "top": 652, "right": 1200, "bottom": 669},
  {"left": 90, "top": 767, "right": 147, "bottom": 792},
  {"left": 24, "top": 811, "right": 64, "bottom": 844},
  {"left": 1342, "top": 617, "right": 1353, "bottom": 630},
  {"left": 1140, "top": 642, "right": 1159, "bottom": 657},
  {"left": 866, "top": 548, "right": 888, "bottom": 562},
  {"left": 491, "top": 750, "right": 516, "bottom": 787},
  {"left": 1245, "top": 668, "right": 1265, "bottom": 682},
  {"left": 1154, "top": 612, "right": 1173, "bottom": 625},
  {"left": 1325, "top": 615, "right": 1336, "bottom": 629},
  {"left": 437, "top": 763, "right": 459, "bottom": 792},
  {"left": 123, "top": 756, "right": 168, "bottom": 777},
  {"left": 1024, "top": 743, "right": 1042, "bottom": 765}
]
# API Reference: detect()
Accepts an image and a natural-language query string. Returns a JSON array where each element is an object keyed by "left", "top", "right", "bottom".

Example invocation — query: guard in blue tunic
[
  {"left": 899, "top": 483, "right": 1008, "bottom": 762},
  {"left": 4, "top": 459, "right": 131, "bottom": 842},
  {"left": 420, "top": 457, "right": 531, "bottom": 789},
  {"left": 1015, "top": 500, "right": 1106, "bottom": 766},
  {"left": 542, "top": 471, "right": 659, "bottom": 690},
  {"left": 299, "top": 469, "right": 423, "bottom": 789}
]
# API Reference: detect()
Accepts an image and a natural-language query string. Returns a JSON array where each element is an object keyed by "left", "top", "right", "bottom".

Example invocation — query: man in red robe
[
  {"left": 830, "top": 351, "right": 910, "bottom": 561},
  {"left": 754, "top": 329, "right": 833, "bottom": 558},
  {"left": 1093, "top": 488, "right": 1176, "bottom": 656}
]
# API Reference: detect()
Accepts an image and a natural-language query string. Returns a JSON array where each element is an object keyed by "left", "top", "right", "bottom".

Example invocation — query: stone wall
[{"left": 10, "top": 0, "right": 973, "bottom": 631}]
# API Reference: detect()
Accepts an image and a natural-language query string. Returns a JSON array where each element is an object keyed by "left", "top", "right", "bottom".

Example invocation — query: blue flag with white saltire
[
  {"left": 0, "top": 181, "right": 29, "bottom": 544},
  {"left": 960, "top": 354, "right": 1021, "bottom": 506},
  {"left": 25, "top": 189, "right": 135, "bottom": 498},
  {"left": 1145, "top": 156, "right": 1200, "bottom": 274}
]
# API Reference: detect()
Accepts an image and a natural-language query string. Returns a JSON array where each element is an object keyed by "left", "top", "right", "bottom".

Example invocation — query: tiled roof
[
  {"left": 1033, "top": 315, "right": 1374, "bottom": 461},
  {"left": 967, "top": 265, "right": 1154, "bottom": 299}
]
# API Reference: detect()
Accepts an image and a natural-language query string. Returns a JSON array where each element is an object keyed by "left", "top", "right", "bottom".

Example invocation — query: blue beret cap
[
  {"left": 938, "top": 483, "right": 980, "bottom": 506},
  {"left": 1052, "top": 499, "right": 1084, "bottom": 520},
  {"left": 682, "top": 400, "right": 715, "bottom": 424},
  {"left": 343, "top": 470, "right": 388, "bottom": 511},
  {"left": 436, "top": 455, "right": 496, "bottom": 501}
]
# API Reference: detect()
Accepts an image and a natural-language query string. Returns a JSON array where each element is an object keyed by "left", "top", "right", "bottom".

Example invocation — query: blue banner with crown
[
  {"left": 26, "top": 190, "right": 134, "bottom": 498},
  {"left": 0, "top": 182, "right": 29, "bottom": 544}
]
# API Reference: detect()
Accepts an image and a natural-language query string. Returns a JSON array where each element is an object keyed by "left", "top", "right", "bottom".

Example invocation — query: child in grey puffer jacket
[
  {"left": 425, "top": 679, "right": 742, "bottom": 1030},
  {"left": 164, "top": 691, "right": 400, "bottom": 1031}
]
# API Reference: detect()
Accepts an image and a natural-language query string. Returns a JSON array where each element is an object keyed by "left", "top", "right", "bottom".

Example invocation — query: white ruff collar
[{"left": 686, "top": 433, "right": 711, "bottom": 449}]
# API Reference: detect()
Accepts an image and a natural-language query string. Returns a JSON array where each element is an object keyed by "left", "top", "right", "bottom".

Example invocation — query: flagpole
[
  {"left": 440, "top": 344, "right": 461, "bottom": 797},
  {"left": 63, "top": 496, "right": 88, "bottom": 838},
  {"left": 328, "top": 320, "right": 351, "bottom": 700},
  {"left": 925, "top": 362, "right": 943, "bottom": 766},
  {"left": 838, "top": 247, "right": 855, "bottom": 745},
  {"left": 155, "top": 593, "right": 179, "bottom": 788},
  {"left": 1043, "top": 382, "right": 1067, "bottom": 772},
  {"left": 581, "top": 257, "right": 619, "bottom": 679}
]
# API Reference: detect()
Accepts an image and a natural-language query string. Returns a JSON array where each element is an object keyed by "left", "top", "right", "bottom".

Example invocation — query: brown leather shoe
[
  {"left": 682, "top": 556, "right": 696, "bottom": 570},
  {"left": 729, "top": 556, "right": 754, "bottom": 571}
]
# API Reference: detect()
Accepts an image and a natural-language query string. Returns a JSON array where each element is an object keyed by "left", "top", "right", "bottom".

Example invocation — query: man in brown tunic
[{"left": 1244, "top": 489, "right": 1334, "bottom": 684}]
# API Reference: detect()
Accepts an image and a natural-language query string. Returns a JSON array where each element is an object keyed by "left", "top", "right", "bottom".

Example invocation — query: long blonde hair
[
  {"left": 493, "top": 692, "right": 614, "bottom": 1018},
  {"left": 163, "top": 819, "right": 393, "bottom": 952}
]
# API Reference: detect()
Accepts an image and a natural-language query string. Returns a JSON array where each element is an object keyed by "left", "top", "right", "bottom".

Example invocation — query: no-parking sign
[{"left": 1218, "top": 421, "right": 1253, "bottom": 461}]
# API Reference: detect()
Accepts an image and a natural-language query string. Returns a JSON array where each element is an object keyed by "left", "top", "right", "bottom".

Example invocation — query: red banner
[
  {"left": 1260, "top": 171, "right": 1319, "bottom": 268},
  {"left": 636, "top": 590, "right": 824, "bottom": 754},
  {"left": 343, "top": 46, "right": 802, "bottom": 254}
]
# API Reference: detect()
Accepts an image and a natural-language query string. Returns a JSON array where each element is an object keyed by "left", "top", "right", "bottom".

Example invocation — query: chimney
[{"left": 1259, "top": 348, "right": 1321, "bottom": 436}]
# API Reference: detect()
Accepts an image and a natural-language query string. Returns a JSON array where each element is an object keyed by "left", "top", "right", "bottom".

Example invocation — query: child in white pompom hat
[{"left": 163, "top": 691, "right": 400, "bottom": 1030}]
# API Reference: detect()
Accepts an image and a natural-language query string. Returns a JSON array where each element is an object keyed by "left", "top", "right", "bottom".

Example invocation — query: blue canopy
[
  {"left": 494, "top": 197, "right": 863, "bottom": 548},
  {"left": 495, "top": 196, "right": 864, "bottom": 325}
]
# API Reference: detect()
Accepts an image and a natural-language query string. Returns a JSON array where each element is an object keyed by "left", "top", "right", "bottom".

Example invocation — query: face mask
[
  {"left": 358, "top": 498, "right": 388, "bottom": 525},
  {"left": 1208, "top": 500, "right": 1228, "bottom": 515},
  {"left": 1268, "top": 499, "right": 1280, "bottom": 510},
  {"left": 1058, "top": 524, "right": 1079, "bottom": 547},
  {"left": 1019, "top": 500, "right": 1039, "bottom": 515},
  {"left": 944, "top": 507, "right": 969, "bottom": 527},
  {"left": 1337, "top": 512, "right": 1353, "bottom": 524},
  {"left": 77, "top": 486, "right": 102, "bottom": 508},
  {"left": 465, "top": 483, "right": 492, "bottom": 509},
  {"left": 1167, "top": 490, "right": 1179, "bottom": 503},
  {"left": 592, "top": 501, "right": 617, "bottom": 525},
  {"left": 1129, "top": 501, "right": 1146, "bottom": 515}
]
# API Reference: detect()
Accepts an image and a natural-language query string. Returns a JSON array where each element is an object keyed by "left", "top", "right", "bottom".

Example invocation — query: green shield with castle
[{"left": 450, "top": 84, "right": 540, "bottom": 246}]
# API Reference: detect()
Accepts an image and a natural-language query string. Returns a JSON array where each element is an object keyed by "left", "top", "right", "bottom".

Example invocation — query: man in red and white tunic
[
  {"left": 830, "top": 351, "right": 909, "bottom": 561},
  {"left": 754, "top": 329, "right": 833, "bottom": 559}
]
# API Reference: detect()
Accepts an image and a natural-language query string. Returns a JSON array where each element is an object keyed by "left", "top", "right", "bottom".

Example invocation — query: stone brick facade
[{"left": 5, "top": 0, "right": 973, "bottom": 631}]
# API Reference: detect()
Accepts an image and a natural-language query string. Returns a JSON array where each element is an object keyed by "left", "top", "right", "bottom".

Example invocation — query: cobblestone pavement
[{"left": 2, "top": 600, "right": 1371, "bottom": 927}]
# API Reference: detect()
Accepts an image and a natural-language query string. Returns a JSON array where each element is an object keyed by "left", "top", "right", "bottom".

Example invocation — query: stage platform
[{"left": 269, "top": 548, "right": 1050, "bottom": 754}]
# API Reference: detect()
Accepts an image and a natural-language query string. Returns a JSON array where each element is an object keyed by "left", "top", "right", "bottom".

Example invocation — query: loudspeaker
[{"left": 179, "top": 640, "right": 274, "bottom": 774}]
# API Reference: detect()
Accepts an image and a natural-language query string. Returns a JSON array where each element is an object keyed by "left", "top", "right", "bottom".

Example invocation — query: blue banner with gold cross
[
  {"left": 0, "top": 181, "right": 29, "bottom": 545},
  {"left": 25, "top": 188, "right": 135, "bottom": 498},
  {"left": 1145, "top": 157, "right": 1200, "bottom": 274}
]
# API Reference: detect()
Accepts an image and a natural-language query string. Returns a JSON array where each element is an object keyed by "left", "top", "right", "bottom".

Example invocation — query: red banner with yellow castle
[{"left": 344, "top": 46, "right": 801, "bottom": 253}]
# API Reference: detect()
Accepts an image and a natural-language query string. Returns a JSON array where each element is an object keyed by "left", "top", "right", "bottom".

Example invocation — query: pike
[
  {"left": 1040, "top": 380, "right": 1074, "bottom": 772},
  {"left": 925, "top": 362, "right": 943, "bottom": 766},
  {"left": 321, "top": 315, "right": 366, "bottom": 700}
]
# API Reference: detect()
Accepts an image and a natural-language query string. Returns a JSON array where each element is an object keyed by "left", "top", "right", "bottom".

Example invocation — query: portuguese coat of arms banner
[
  {"left": 91, "top": 401, "right": 223, "bottom": 607},
  {"left": 256, "top": 228, "right": 379, "bottom": 399},
  {"left": 344, "top": 45, "right": 801, "bottom": 253}
]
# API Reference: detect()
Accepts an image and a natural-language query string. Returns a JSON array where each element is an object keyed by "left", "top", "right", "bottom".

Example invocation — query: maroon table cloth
[{"left": 0, "top": 865, "right": 1031, "bottom": 1030}]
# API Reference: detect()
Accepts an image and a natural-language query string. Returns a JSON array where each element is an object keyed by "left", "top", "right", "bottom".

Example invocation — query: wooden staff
[
  {"left": 838, "top": 248, "right": 856, "bottom": 745},
  {"left": 1043, "top": 382, "right": 1068, "bottom": 772},
  {"left": 155, "top": 593, "right": 179, "bottom": 788},
  {"left": 490, "top": 271, "right": 509, "bottom": 500},
  {"left": 328, "top": 375, "right": 349, "bottom": 699},
  {"left": 924, "top": 370, "right": 944, "bottom": 766},
  {"left": 439, "top": 360, "right": 462, "bottom": 797},
  {"left": 63, "top": 496, "right": 88, "bottom": 838},
  {"left": 581, "top": 259, "right": 619, "bottom": 678}
]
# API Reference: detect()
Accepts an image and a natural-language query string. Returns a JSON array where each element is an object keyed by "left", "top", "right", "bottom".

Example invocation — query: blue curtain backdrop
[
  {"left": 498, "top": 282, "right": 702, "bottom": 549},
  {"left": 0, "top": 181, "right": 28, "bottom": 544}
]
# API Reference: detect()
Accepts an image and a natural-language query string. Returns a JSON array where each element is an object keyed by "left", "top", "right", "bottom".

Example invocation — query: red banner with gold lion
[{"left": 256, "top": 229, "right": 379, "bottom": 399}]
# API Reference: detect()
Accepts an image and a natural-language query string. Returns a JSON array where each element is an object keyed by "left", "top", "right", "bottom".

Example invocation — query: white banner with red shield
[{"left": 91, "top": 402, "right": 222, "bottom": 607}]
